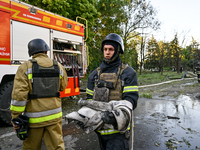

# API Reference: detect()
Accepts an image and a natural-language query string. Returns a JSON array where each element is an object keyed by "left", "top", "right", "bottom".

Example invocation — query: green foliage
[
  {"left": 144, "top": 32, "right": 200, "bottom": 73},
  {"left": 146, "top": 35, "right": 159, "bottom": 69},
  {"left": 95, "top": 0, "right": 129, "bottom": 36},
  {"left": 189, "top": 37, "right": 200, "bottom": 66},
  {"left": 22, "top": 0, "right": 70, "bottom": 16},
  {"left": 91, "top": 0, "right": 161, "bottom": 70},
  {"left": 140, "top": 93, "right": 152, "bottom": 98},
  {"left": 121, "top": 32, "right": 139, "bottom": 68},
  {"left": 89, "top": 0, "right": 130, "bottom": 70},
  {"left": 19, "top": 0, "right": 162, "bottom": 72}
]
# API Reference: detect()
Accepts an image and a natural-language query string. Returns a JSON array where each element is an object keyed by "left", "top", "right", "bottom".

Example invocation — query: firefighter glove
[
  {"left": 102, "top": 111, "right": 117, "bottom": 128},
  {"left": 12, "top": 115, "right": 29, "bottom": 140},
  {"left": 16, "top": 128, "right": 28, "bottom": 140},
  {"left": 75, "top": 120, "right": 85, "bottom": 130}
]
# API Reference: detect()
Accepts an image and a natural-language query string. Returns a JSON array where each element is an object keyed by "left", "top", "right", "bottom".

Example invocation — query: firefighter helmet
[
  {"left": 28, "top": 39, "right": 50, "bottom": 57},
  {"left": 101, "top": 33, "right": 124, "bottom": 54}
]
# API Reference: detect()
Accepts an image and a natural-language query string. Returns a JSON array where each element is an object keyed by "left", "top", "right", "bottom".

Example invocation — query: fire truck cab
[{"left": 0, "top": 0, "right": 88, "bottom": 125}]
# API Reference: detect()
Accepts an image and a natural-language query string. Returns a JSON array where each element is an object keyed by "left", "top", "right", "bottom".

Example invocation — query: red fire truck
[{"left": 0, "top": 0, "right": 88, "bottom": 125}]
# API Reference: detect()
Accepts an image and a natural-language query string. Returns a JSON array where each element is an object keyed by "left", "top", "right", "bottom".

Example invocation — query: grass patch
[
  {"left": 137, "top": 71, "right": 185, "bottom": 86},
  {"left": 82, "top": 71, "right": 186, "bottom": 87},
  {"left": 140, "top": 93, "right": 152, "bottom": 98}
]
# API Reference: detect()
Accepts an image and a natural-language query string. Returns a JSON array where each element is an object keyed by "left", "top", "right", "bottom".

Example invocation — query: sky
[{"left": 149, "top": 0, "right": 200, "bottom": 46}]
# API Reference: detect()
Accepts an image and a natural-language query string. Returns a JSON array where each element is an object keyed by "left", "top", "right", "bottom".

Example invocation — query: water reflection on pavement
[{"left": 134, "top": 95, "right": 200, "bottom": 150}]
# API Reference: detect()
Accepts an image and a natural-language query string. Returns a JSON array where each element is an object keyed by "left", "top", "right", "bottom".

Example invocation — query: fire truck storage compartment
[
  {"left": 52, "top": 30, "right": 84, "bottom": 77},
  {"left": 12, "top": 20, "right": 50, "bottom": 62}
]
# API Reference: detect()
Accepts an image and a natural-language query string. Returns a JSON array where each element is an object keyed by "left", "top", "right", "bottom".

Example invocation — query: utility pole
[{"left": 140, "top": 36, "right": 143, "bottom": 75}]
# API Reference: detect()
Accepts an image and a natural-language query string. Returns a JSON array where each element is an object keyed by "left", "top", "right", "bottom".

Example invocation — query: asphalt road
[{"left": 0, "top": 78, "right": 200, "bottom": 150}]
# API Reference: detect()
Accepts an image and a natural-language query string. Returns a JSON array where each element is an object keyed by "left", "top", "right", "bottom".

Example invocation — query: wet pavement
[
  {"left": 134, "top": 95, "right": 200, "bottom": 150},
  {"left": 0, "top": 78, "right": 200, "bottom": 150}
]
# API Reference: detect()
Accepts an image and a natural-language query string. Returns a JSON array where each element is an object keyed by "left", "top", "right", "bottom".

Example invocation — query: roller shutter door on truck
[
  {"left": 52, "top": 30, "right": 83, "bottom": 44},
  {"left": 11, "top": 20, "right": 50, "bottom": 61}
]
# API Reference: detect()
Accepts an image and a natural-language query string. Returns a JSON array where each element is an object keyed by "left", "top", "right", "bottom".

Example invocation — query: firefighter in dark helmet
[
  {"left": 86, "top": 33, "right": 139, "bottom": 150},
  {"left": 10, "top": 39, "right": 68, "bottom": 150},
  {"left": 194, "top": 62, "right": 200, "bottom": 83}
]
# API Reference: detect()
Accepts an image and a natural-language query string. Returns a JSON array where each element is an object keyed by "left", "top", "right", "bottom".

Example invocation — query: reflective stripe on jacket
[
  {"left": 97, "top": 126, "right": 131, "bottom": 135},
  {"left": 195, "top": 66, "right": 200, "bottom": 74},
  {"left": 10, "top": 53, "right": 68, "bottom": 128},
  {"left": 87, "top": 86, "right": 139, "bottom": 97}
]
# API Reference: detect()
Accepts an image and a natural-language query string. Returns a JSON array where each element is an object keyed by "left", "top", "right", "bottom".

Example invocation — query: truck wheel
[{"left": 0, "top": 81, "right": 13, "bottom": 126}]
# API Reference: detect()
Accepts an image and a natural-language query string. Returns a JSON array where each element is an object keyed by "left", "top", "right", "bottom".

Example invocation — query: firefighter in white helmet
[
  {"left": 86, "top": 33, "right": 139, "bottom": 150},
  {"left": 10, "top": 39, "right": 68, "bottom": 150}
]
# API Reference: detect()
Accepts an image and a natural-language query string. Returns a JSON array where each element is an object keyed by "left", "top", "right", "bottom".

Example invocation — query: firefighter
[
  {"left": 194, "top": 62, "right": 200, "bottom": 83},
  {"left": 10, "top": 39, "right": 68, "bottom": 150},
  {"left": 86, "top": 33, "right": 139, "bottom": 150}
]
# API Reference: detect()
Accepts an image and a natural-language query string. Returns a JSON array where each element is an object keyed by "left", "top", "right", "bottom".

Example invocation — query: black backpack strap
[
  {"left": 53, "top": 59, "right": 60, "bottom": 75},
  {"left": 96, "top": 67, "right": 101, "bottom": 80},
  {"left": 114, "top": 63, "right": 128, "bottom": 89}
]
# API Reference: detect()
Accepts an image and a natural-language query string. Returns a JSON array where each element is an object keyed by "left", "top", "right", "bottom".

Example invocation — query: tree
[
  {"left": 122, "top": 0, "right": 160, "bottom": 54},
  {"left": 22, "top": 0, "right": 70, "bottom": 17},
  {"left": 170, "top": 33, "right": 181, "bottom": 73},
  {"left": 157, "top": 41, "right": 167, "bottom": 75},
  {"left": 165, "top": 41, "right": 173, "bottom": 71},
  {"left": 93, "top": 0, "right": 160, "bottom": 69},
  {"left": 146, "top": 35, "right": 158, "bottom": 71},
  {"left": 90, "top": 0, "right": 130, "bottom": 70},
  {"left": 124, "top": 32, "right": 139, "bottom": 70},
  {"left": 182, "top": 46, "right": 192, "bottom": 71},
  {"left": 190, "top": 37, "right": 200, "bottom": 70},
  {"left": 138, "top": 33, "right": 148, "bottom": 75}
]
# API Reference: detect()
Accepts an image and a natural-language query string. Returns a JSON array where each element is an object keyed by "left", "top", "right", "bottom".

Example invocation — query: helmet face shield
[
  {"left": 28, "top": 39, "right": 50, "bottom": 56},
  {"left": 101, "top": 33, "right": 124, "bottom": 54}
]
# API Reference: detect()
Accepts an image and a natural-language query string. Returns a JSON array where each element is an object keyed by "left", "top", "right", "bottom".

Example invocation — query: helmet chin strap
[{"left": 104, "top": 47, "right": 120, "bottom": 64}]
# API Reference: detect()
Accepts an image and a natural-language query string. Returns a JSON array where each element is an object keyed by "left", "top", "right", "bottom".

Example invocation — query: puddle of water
[
  {"left": 180, "top": 81, "right": 197, "bottom": 89},
  {"left": 175, "top": 95, "right": 200, "bottom": 130},
  {"left": 144, "top": 95, "right": 200, "bottom": 128},
  {"left": 135, "top": 79, "right": 200, "bottom": 149},
  {"left": 181, "top": 81, "right": 197, "bottom": 86},
  {"left": 136, "top": 95, "right": 200, "bottom": 149},
  {"left": 160, "top": 94, "right": 200, "bottom": 149},
  {"left": 153, "top": 95, "right": 176, "bottom": 101}
]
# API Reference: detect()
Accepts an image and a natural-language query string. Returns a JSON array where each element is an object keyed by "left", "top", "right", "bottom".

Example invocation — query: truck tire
[{"left": 0, "top": 81, "right": 13, "bottom": 126}]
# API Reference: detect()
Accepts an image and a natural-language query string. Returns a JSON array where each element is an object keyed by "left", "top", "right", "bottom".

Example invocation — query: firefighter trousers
[
  {"left": 96, "top": 132, "right": 130, "bottom": 150},
  {"left": 197, "top": 73, "right": 200, "bottom": 83},
  {"left": 22, "top": 121, "right": 65, "bottom": 150}
]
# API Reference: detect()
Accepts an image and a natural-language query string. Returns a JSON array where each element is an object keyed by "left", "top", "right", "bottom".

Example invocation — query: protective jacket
[
  {"left": 86, "top": 58, "right": 138, "bottom": 135},
  {"left": 10, "top": 53, "right": 68, "bottom": 128}
]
